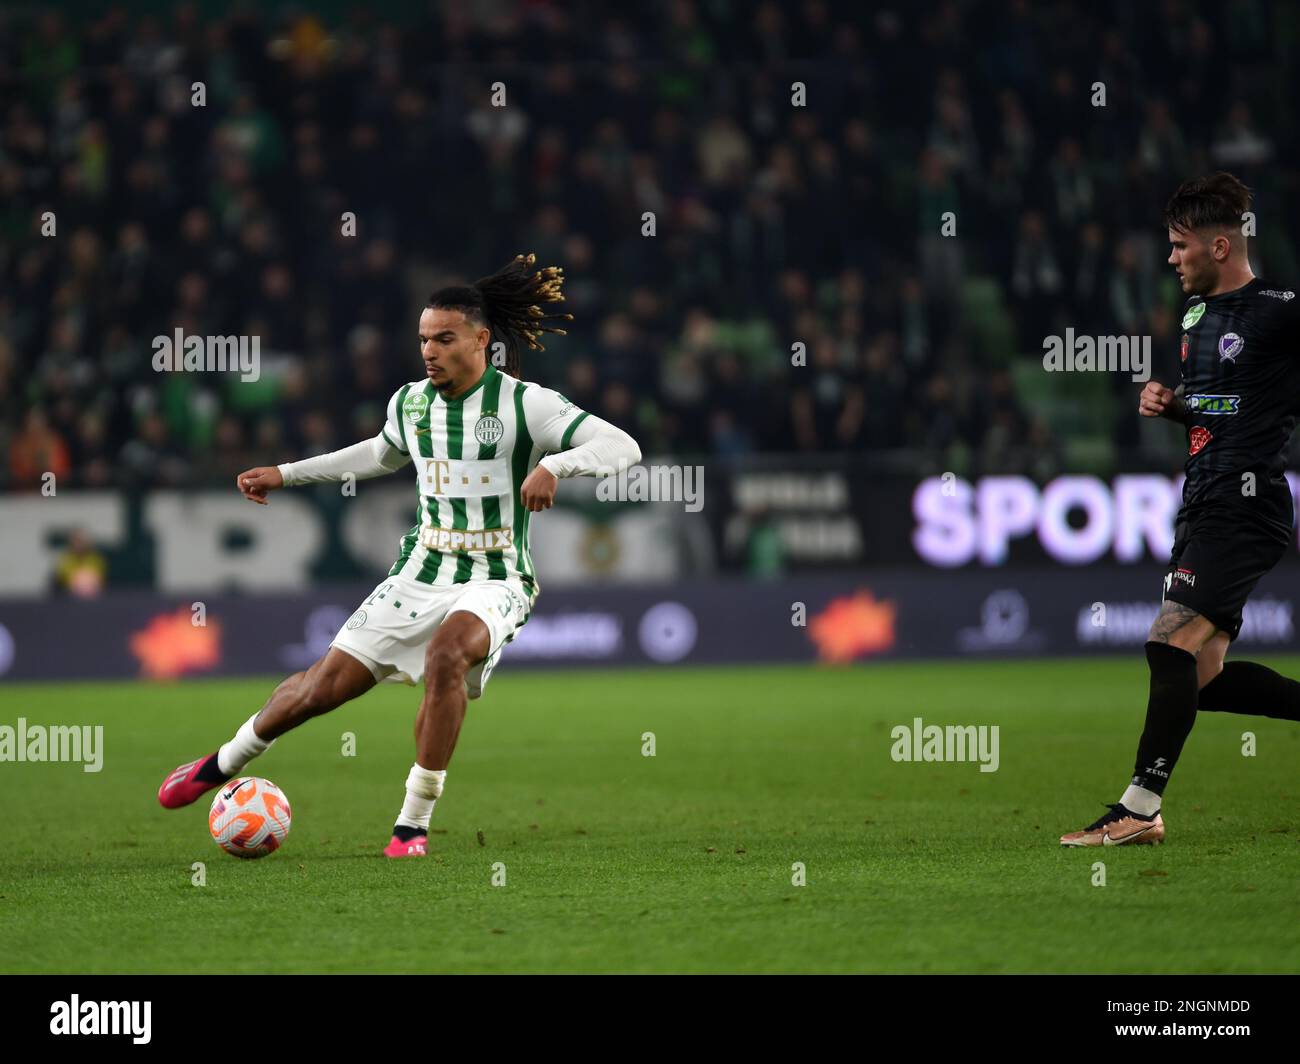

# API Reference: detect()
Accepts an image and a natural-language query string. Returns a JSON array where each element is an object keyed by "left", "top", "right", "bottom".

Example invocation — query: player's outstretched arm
[{"left": 236, "top": 434, "right": 411, "bottom": 504}]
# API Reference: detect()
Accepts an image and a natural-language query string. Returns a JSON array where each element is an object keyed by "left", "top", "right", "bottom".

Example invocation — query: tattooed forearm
[{"left": 1148, "top": 600, "right": 1203, "bottom": 643}]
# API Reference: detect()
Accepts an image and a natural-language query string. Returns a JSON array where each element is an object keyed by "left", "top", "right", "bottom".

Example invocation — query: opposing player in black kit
[{"left": 1062, "top": 172, "right": 1300, "bottom": 846}]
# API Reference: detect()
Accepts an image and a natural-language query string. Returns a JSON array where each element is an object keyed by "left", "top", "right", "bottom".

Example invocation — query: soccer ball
[{"left": 208, "top": 776, "right": 292, "bottom": 859}]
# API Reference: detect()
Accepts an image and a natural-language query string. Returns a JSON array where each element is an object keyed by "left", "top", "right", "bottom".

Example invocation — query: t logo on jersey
[
  {"left": 423, "top": 459, "right": 452, "bottom": 494},
  {"left": 420, "top": 457, "right": 508, "bottom": 496},
  {"left": 1182, "top": 303, "right": 1207, "bottom": 329},
  {"left": 1180, "top": 333, "right": 1189, "bottom": 361},
  {"left": 1189, "top": 426, "right": 1212, "bottom": 455}
]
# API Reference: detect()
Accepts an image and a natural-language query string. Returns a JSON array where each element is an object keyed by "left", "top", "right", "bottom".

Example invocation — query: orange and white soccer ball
[{"left": 208, "top": 776, "right": 292, "bottom": 858}]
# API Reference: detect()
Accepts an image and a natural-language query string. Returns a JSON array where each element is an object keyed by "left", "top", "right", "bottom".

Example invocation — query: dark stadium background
[
  {"left": 4, "top": 0, "right": 1300, "bottom": 677},
  {"left": 3, "top": 0, "right": 1300, "bottom": 994}
]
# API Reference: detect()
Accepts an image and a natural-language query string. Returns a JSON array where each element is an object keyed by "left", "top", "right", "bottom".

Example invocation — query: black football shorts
[{"left": 1162, "top": 506, "right": 1292, "bottom": 640}]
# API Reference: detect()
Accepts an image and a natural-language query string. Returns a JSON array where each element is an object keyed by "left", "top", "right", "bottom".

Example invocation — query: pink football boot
[
  {"left": 383, "top": 835, "right": 428, "bottom": 858},
  {"left": 157, "top": 753, "right": 228, "bottom": 809}
]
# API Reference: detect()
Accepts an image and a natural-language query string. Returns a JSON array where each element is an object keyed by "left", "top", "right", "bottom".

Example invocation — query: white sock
[
  {"left": 1120, "top": 784, "right": 1162, "bottom": 817},
  {"left": 217, "top": 714, "right": 273, "bottom": 776},
  {"left": 395, "top": 764, "right": 446, "bottom": 832}
]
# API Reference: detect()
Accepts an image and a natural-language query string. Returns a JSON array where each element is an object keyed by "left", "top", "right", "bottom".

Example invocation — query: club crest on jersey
[
  {"left": 474, "top": 413, "right": 505, "bottom": 446},
  {"left": 403, "top": 391, "right": 430, "bottom": 423},
  {"left": 1180, "top": 333, "right": 1189, "bottom": 361},
  {"left": 1181, "top": 302, "right": 1207, "bottom": 329},
  {"left": 1189, "top": 426, "right": 1212, "bottom": 455},
  {"left": 1218, "top": 333, "right": 1243, "bottom": 361}
]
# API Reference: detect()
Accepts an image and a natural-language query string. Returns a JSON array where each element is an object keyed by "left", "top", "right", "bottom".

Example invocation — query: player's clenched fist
[
  {"left": 519, "top": 465, "right": 558, "bottom": 512},
  {"left": 236, "top": 466, "right": 284, "bottom": 504},
  {"left": 1138, "top": 380, "right": 1176, "bottom": 418}
]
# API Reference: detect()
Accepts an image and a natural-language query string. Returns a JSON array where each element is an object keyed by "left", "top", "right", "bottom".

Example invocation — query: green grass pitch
[{"left": 1, "top": 659, "right": 1297, "bottom": 973}]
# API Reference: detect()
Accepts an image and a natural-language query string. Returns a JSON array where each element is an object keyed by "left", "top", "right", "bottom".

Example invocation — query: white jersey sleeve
[
  {"left": 527, "top": 384, "right": 642, "bottom": 479},
  {"left": 382, "top": 386, "right": 411, "bottom": 454},
  {"left": 278, "top": 433, "right": 410, "bottom": 486},
  {"left": 522, "top": 385, "right": 590, "bottom": 454}
]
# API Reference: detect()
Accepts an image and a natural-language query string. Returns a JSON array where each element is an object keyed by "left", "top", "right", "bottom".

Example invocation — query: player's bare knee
[
  {"left": 425, "top": 639, "right": 470, "bottom": 689},
  {"left": 1196, "top": 632, "right": 1230, "bottom": 688}
]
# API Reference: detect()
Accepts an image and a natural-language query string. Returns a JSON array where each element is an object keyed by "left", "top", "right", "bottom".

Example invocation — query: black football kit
[
  {"left": 1162, "top": 277, "right": 1300, "bottom": 639},
  {"left": 1125, "top": 276, "right": 1300, "bottom": 803}
]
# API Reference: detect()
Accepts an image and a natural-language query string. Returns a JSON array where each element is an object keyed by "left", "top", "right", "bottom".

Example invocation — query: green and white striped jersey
[{"left": 380, "top": 363, "right": 589, "bottom": 595}]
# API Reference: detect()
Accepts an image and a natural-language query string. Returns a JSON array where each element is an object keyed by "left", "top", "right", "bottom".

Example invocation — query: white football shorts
[{"left": 329, "top": 572, "right": 532, "bottom": 698}]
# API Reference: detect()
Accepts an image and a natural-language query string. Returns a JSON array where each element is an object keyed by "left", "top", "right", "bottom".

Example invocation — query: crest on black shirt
[{"left": 1218, "top": 333, "right": 1243, "bottom": 361}]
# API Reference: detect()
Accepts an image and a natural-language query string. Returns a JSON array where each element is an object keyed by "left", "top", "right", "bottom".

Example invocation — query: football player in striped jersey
[{"left": 158, "top": 254, "right": 641, "bottom": 857}]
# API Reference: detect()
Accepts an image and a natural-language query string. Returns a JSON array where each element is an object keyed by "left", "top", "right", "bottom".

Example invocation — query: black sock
[
  {"left": 194, "top": 752, "right": 231, "bottom": 784},
  {"left": 1198, "top": 660, "right": 1300, "bottom": 721},
  {"left": 392, "top": 824, "right": 426, "bottom": 842},
  {"left": 1130, "top": 641, "right": 1200, "bottom": 796}
]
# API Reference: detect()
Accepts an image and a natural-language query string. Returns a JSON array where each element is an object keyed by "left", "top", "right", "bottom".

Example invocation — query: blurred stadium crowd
[{"left": 3, "top": 0, "right": 1299, "bottom": 491}]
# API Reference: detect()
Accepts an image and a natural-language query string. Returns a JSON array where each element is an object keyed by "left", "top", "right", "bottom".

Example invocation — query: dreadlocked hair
[{"left": 425, "top": 252, "right": 574, "bottom": 377}]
